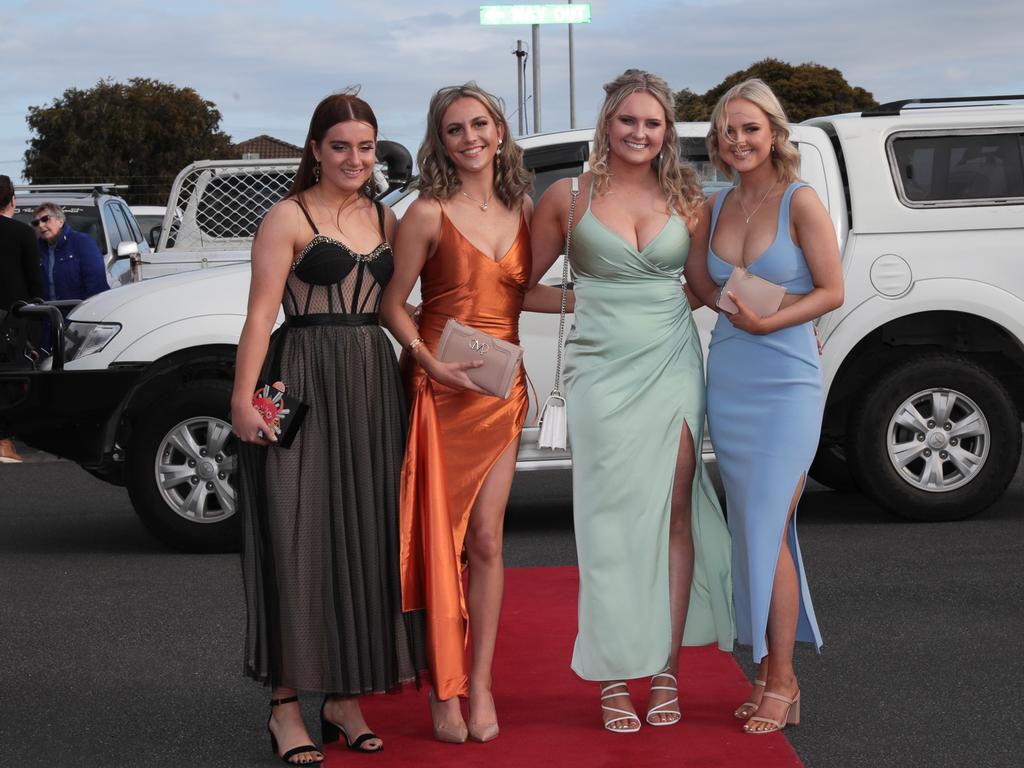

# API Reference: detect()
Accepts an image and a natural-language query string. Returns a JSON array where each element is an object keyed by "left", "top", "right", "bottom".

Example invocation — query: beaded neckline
[{"left": 291, "top": 234, "right": 390, "bottom": 271}]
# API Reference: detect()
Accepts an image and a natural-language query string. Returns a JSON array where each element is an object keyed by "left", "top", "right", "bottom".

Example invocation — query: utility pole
[
  {"left": 514, "top": 40, "right": 527, "bottom": 135},
  {"left": 568, "top": 0, "right": 576, "bottom": 128},
  {"left": 532, "top": 24, "right": 542, "bottom": 132}
]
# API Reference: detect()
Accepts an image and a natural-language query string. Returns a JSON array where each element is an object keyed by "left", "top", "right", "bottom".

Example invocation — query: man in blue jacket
[{"left": 32, "top": 202, "right": 108, "bottom": 300}]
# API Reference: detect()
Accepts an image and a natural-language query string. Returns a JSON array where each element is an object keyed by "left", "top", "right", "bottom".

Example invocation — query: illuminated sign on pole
[{"left": 480, "top": 4, "right": 591, "bottom": 26}]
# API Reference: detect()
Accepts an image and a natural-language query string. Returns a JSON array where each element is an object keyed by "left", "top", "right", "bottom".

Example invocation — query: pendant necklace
[
  {"left": 461, "top": 188, "right": 493, "bottom": 211},
  {"left": 738, "top": 180, "right": 778, "bottom": 225}
]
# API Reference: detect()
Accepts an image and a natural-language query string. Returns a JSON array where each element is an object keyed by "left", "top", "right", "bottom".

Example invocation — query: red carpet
[{"left": 343, "top": 566, "right": 803, "bottom": 767}]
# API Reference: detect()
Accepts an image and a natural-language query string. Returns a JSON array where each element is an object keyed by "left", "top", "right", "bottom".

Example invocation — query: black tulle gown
[{"left": 239, "top": 197, "right": 426, "bottom": 693}]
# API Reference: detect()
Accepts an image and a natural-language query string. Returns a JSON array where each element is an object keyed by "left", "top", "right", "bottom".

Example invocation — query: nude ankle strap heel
[{"left": 743, "top": 689, "right": 800, "bottom": 734}]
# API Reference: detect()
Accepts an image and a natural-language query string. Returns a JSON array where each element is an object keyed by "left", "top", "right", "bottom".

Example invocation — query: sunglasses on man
[{"left": 30, "top": 215, "right": 52, "bottom": 227}]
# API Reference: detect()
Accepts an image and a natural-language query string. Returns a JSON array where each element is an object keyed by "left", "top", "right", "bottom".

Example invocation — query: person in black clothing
[
  {"left": 0, "top": 175, "right": 45, "bottom": 463},
  {"left": 0, "top": 175, "right": 44, "bottom": 309}
]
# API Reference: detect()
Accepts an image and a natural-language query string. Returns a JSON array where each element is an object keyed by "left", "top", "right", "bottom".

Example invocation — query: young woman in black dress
[{"left": 232, "top": 91, "right": 425, "bottom": 765}]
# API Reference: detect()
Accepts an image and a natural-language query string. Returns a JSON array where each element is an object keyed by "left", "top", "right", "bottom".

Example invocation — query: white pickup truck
[{"left": 3, "top": 96, "right": 1022, "bottom": 551}]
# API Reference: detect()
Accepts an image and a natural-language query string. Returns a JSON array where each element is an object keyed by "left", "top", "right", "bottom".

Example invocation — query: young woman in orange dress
[{"left": 381, "top": 83, "right": 565, "bottom": 744}]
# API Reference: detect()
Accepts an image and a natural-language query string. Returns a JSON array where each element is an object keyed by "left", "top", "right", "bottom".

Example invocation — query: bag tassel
[{"left": 537, "top": 392, "right": 567, "bottom": 450}]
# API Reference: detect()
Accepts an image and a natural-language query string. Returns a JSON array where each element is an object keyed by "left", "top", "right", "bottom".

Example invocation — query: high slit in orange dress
[{"left": 399, "top": 208, "right": 530, "bottom": 700}]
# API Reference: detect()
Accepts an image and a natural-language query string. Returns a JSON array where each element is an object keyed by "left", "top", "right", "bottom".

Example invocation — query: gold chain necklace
[
  {"left": 461, "top": 188, "right": 493, "bottom": 212},
  {"left": 737, "top": 180, "right": 779, "bottom": 225}
]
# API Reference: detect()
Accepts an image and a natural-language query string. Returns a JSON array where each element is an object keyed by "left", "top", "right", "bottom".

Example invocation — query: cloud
[{"left": 3, "top": 0, "right": 1022, "bottom": 181}]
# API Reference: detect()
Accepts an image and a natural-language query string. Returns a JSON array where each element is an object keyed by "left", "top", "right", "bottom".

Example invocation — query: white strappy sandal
[
  {"left": 646, "top": 671, "right": 681, "bottom": 726},
  {"left": 600, "top": 682, "right": 641, "bottom": 734}
]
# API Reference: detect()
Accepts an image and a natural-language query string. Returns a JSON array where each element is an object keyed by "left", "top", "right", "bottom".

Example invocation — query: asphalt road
[{"left": 1, "top": 458, "right": 1020, "bottom": 768}]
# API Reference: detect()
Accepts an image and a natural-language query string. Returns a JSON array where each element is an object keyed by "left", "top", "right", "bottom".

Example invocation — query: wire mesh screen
[{"left": 165, "top": 161, "right": 297, "bottom": 251}]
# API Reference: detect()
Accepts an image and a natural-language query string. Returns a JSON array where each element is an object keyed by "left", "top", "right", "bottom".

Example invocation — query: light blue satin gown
[
  {"left": 565, "top": 180, "right": 734, "bottom": 681},
  {"left": 705, "top": 181, "right": 824, "bottom": 663}
]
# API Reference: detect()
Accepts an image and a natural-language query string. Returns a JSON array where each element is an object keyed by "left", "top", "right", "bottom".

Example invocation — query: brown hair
[
  {"left": 0, "top": 175, "right": 13, "bottom": 209},
  {"left": 288, "top": 89, "right": 379, "bottom": 197},
  {"left": 416, "top": 82, "right": 532, "bottom": 209},
  {"left": 706, "top": 78, "right": 800, "bottom": 183}
]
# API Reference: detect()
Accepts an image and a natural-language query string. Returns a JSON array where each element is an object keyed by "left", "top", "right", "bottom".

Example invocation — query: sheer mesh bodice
[{"left": 283, "top": 199, "right": 394, "bottom": 317}]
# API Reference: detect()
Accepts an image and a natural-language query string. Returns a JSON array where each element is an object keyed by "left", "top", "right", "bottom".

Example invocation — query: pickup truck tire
[
  {"left": 848, "top": 354, "right": 1020, "bottom": 522},
  {"left": 125, "top": 380, "right": 240, "bottom": 552}
]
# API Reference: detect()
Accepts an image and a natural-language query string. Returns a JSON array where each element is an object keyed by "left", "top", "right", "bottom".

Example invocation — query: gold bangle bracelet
[{"left": 407, "top": 336, "right": 426, "bottom": 352}]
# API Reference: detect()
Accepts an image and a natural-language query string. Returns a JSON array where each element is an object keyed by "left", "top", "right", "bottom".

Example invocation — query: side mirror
[
  {"left": 116, "top": 240, "right": 140, "bottom": 260},
  {"left": 148, "top": 225, "right": 162, "bottom": 249}
]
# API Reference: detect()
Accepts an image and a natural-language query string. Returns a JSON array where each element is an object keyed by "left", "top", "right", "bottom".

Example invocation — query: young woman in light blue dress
[
  {"left": 531, "top": 69, "right": 734, "bottom": 734},
  {"left": 686, "top": 78, "right": 843, "bottom": 734}
]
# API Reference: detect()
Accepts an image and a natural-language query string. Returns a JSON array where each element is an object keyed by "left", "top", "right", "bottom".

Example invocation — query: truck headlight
[{"left": 65, "top": 322, "right": 121, "bottom": 360}]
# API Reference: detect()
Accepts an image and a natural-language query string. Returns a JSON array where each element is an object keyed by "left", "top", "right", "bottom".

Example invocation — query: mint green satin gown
[{"left": 565, "top": 182, "right": 734, "bottom": 681}]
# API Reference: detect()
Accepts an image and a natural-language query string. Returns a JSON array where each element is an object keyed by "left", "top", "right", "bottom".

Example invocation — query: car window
[
  {"left": 111, "top": 203, "right": 137, "bottom": 245},
  {"left": 119, "top": 203, "right": 145, "bottom": 243},
  {"left": 103, "top": 202, "right": 131, "bottom": 248},
  {"left": 679, "top": 136, "right": 733, "bottom": 190},
  {"left": 889, "top": 130, "right": 1024, "bottom": 206},
  {"left": 13, "top": 204, "right": 107, "bottom": 254},
  {"left": 135, "top": 214, "right": 164, "bottom": 247},
  {"left": 524, "top": 142, "right": 589, "bottom": 202}
]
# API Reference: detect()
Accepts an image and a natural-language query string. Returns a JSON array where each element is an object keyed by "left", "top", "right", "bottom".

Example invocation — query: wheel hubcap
[
  {"left": 155, "top": 417, "right": 237, "bottom": 523},
  {"left": 886, "top": 388, "right": 989, "bottom": 493}
]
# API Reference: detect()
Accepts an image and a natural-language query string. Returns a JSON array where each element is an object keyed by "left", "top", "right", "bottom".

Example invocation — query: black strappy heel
[
  {"left": 268, "top": 696, "right": 324, "bottom": 765},
  {"left": 321, "top": 696, "right": 384, "bottom": 753}
]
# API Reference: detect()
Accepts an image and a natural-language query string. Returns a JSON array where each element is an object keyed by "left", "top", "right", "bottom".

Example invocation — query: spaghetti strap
[{"left": 291, "top": 195, "right": 320, "bottom": 235}]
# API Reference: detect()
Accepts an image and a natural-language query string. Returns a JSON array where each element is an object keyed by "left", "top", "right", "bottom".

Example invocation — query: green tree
[
  {"left": 24, "top": 78, "right": 234, "bottom": 204},
  {"left": 675, "top": 58, "right": 878, "bottom": 123}
]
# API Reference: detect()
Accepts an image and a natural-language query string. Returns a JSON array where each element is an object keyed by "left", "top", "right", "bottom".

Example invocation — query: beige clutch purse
[
  {"left": 717, "top": 266, "right": 786, "bottom": 317},
  {"left": 436, "top": 318, "right": 524, "bottom": 399}
]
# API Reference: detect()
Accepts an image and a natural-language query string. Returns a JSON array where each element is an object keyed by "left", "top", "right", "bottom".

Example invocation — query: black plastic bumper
[{"left": 0, "top": 366, "right": 143, "bottom": 464}]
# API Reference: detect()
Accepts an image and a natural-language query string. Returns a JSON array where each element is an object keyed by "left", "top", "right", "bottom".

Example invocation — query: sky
[{"left": 2, "top": 0, "right": 1022, "bottom": 183}]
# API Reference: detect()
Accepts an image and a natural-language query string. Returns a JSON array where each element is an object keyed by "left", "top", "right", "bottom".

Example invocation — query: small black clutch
[{"left": 251, "top": 381, "right": 309, "bottom": 448}]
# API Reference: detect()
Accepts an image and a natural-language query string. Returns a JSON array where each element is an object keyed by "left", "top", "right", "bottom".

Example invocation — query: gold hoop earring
[{"left": 313, "top": 160, "right": 321, "bottom": 184}]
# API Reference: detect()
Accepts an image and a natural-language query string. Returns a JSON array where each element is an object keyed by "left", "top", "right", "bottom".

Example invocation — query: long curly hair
[
  {"left": 288, "top": 89, "right": 379, "bottom": 198},
  {"left": 416, "top": 83, "right": 532, "bottom": 208},
  {"left": 590, "top": 69, "right": 704, "bottom": 221},
  {"left": 706, "top": 78, "right": 800, "bottom": 184}
]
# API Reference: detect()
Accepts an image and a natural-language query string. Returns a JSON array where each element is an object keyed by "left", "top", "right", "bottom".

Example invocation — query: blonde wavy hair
[
  {"left": 706, "top": 78, "right": 800, "bottom": 183},
  {"left": 416, "top": 83, "right": 532, "bottom": 208},
  {"left": 590, "top": 69, "right": 704, "bottom": 221}
]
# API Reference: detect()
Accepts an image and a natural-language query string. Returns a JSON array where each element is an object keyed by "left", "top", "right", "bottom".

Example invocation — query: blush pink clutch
[
  {"left": 436, "top": 319, "right": 523, "bottom": 399},
  {"left": 717, "top": 266, "right": 786, "bottom": 317}
]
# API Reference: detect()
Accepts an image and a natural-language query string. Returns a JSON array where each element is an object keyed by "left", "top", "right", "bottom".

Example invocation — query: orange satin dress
[{"left": 400, "top": 208, "right": 530, "bottom": 699}]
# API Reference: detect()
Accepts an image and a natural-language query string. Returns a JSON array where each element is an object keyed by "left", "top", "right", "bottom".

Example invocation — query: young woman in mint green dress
[{"left": 531, "top": 70, "right": 734, "bottom": 733}]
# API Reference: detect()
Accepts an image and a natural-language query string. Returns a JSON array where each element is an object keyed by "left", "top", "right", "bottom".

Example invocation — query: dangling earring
[
  {"left": 497, "top": 139, "right": 504, "bottom": 155},
  {"left": 313, "top": 160, "right": 321, "bottom": 184},
  {"left": 771, "top": 142, "right": 776, "bottom": 154}
]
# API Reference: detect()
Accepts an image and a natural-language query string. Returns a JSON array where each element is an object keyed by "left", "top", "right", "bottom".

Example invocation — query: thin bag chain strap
[{"left": 550, "top": 177, "right": 580, "bottom": 397}]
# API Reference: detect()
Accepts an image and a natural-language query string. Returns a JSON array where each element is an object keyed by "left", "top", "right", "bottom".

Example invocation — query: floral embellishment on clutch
[
  {"left": 252, "top": 381, "right": 291, "bottom": 436},
  {"left": 251, "top": 380, "right": 308, "bottom": 448}
]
